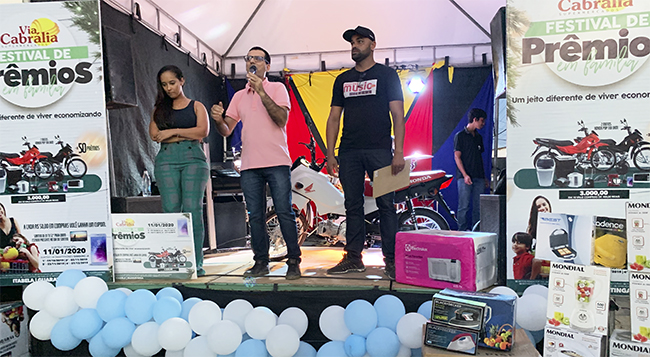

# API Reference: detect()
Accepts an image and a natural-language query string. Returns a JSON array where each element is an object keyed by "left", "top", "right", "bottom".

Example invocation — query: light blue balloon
[
  {"left": 70, "top": 308, "right": 103, "bottom": 340},
  {"left": 344, "top": 300, "right": 377, "bottom": 337},
  {"left": 153, "top": 296, "right": 182, "bottom": 323},
  {"left": 316, "top": 341, "right": 346, "bottom": 357},
  {"left": 525, "top": 330, "right": 536, "bottom": 346},
  {"left": 56, "top": 269, "right": 87, "bottom": 288},
  {"left": 293, "top": 341, "right": 317, "bottom": 357},
  {"left": 51, "top": 316, "right": 82, "bottom": 351},
  {"left": 89, "top": 330, "right": 120, "bottom": 357},
  {"left": 218, "top": 353, "right": 236, "bottom": 357},
  {"left": 417, "top": 301, "right": 433, "bottom": 319},
  {"left": 530, "top": 329, "right": 544, "bottom": 344},
  {"left": 96, "top": 290, "right": 128, "bottom": 322},
  {"left": 366, "top": 327, "right": 400, "bottom": 357},
  {"left": 373, "top": 295, "right": 405, "bottom": 332},
  {"left": 124, "top": 289, "right": 156, "bottom": 324},
  {"left": 181, "top": 297, "right": 202, "bottom": 321},
  {"left": 101, "top": 317, "right": 135, "bottom": 349},
  {"left": 155, "top": 287, "right": 183, "bottom": 303},
  {"left": 344, "top": 334, "right": 366, "bottom": 357},
  {"left": 235, "top": 339, "right": 267, "bottom": 357},
  {"left": 242, "top": 333, "right": 252, "bottom": 341}
]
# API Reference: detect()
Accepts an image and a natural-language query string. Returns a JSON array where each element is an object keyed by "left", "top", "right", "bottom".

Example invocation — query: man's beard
[{"left": 352, "top": 49, "right": 369, "bottom": 63}]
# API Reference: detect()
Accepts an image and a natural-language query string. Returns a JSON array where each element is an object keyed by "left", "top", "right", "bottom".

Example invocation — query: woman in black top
[{"left": 0, "top": 202, "right": 21, "bottom": 249}]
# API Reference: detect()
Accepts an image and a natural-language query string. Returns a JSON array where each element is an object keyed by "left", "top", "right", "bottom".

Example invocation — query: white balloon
[
  {"left": 266, "top": 324, "right": 300, "bottom": 357},
  {"left": 206, "top": 320, "right": 242, "bottom": 355},
  {"left": 131, "top": 322, "right": 162, "bottom": 356},
  {"left": 183, "top": 335, "right": 216, "bottom": 357},
  {"left": 516, "top": 294, "right": 547, "bottom": 331},
  {"left": 188, "top": 301, "right": 221, "bottom": 335},
  {"left": 116, "top": 287, "right": 133, "bottom": 296},
  {"left": 158, "top": 318, "right": 192, "bottom": 351},
  {"left": 397, "top": 344, "right": 411, "bottom": 357},
  {"left": 22, "top": 281, "right": 55, "bottom": 311},
  {"left": 123, "top": 343, "right": 146, "bottom": 357},
  {"left": 44, "top": 286, "right": 79, "bottom": 318},
  {"left": 490, "top": 286, "right": 519, "bottom": 297},
  {"left": 223, "top": 299, "right": 253, "bottom": 333},
  {"left": 278, "top": 307, "right": 309, "bottom": 338},
  {"left": 396, "top": 313, "right": 427, "bottom": 349},
  {"left": 29, "top": 310, "right": 60, "bottom": 340},
  {"left": 319, "top": 305, "right": 351, "bottom": 341},
  {"left": 244, "top": 306, "right": 277, "bottom": 340},
  {"left": 165, "top": 349, "right": 184, "bottom": 357},
  {"left": 523, "top": 284, "right": 549, "bottom": 299},
  {"left": 74, "top": 277, "right": 108, "bottom": 309}
]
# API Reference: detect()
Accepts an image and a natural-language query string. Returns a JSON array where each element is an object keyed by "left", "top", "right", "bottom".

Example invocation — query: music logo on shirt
[{"left": 343, "top": 79, "right": 377, "bottom": 98}]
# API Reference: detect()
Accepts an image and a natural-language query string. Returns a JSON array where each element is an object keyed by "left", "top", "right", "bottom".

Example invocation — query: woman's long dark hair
[
  {"left": 526, "top": 195, "right": 551, "bottom": 239},
  {"left": 153, "top": 65, "right": 184, "bottom": 129}
]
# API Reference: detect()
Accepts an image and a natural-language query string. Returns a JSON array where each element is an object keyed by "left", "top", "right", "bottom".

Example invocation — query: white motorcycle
[{"left": 266, "top": 137, "right": 457, "bottom": 260}]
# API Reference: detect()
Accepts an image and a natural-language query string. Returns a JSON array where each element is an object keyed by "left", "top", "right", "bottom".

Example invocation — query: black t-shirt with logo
[
  {"left": 454, "top": 127, "right": 485, "bottom": 179},
  {"left": 331, "top": 63, "right": 403, "bottom": 152}
]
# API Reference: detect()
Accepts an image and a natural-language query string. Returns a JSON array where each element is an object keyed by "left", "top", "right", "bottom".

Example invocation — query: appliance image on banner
[
  {"left": 592, "top": 216, "right": 626, "bottom": 269},
  {"left": 535, "top": 213, "right": 592, "bottom": 265},
  {"left": 428, "top": 258, "right": 461, "bottom": 283}
]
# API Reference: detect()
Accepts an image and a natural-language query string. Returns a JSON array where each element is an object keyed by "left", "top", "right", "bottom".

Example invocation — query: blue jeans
[
  {"left": 240, "top": 165, "right": 301, "bottom": 263},
  {"left": 457, "top": 178, "right": 485, "bottom": 231},
  {"left": 338, "top": 149, "right": 397, "bottom": 261}
]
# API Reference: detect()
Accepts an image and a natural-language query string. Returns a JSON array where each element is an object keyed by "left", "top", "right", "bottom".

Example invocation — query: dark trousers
[{"left": 338, "top": 149, "right": 397, "bottom": 261}]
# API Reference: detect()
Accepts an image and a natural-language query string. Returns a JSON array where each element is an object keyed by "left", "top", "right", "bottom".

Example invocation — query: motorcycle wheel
[
  {"left": 590, "top": 148, "right": 616, "bottom": 171},
  {"left": 148, "top": 255, "right": 156, "bottom": 263},
  {"left": 66, "top": 158, "right": 87, "bottom": 178},
  {"left": 34, "top": 161, "right": 54, "bottom": 179},
  {"left": 633, "top": 147, "right": 650, "bottom": 171},
  {"left": 265, "top": 210, "right": 308, "bottom": 261},
  {"left": 533, "top": 152, "right": 557, "bottom": 168},
  {"left": 616, "top": 161, "right": 629, "bottom": 175},
  {"left": 398, "top": 207, "right": 450, "bottom": 231},
  {"left": 177, "top": 254, "right": 187, "bottom": 263}
]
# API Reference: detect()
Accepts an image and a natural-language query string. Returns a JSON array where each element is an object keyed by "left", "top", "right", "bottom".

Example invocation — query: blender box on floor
[
  {"left": 629, "top": 271, "right": 650, "bottom": 344},
  {"left": 610, "top": 329, "right": 650, "bottom": 356},
  {"left": 439, "top": 288, "right": 517, "bottom": 351},
  {"left": 547, "top": 262, "right": 611, "bottom": 336},
  {"left": 627, "top": 202, "right": 650, "bottom": 273},
  {"left": 0, "top": 302, "right": 29, "bottom": 357},
  {"left": 543, "top": 326, "right": 606, "bottom": 357},
  {"left": 395, "top": 230, "right": 497, "bottom": 291}
]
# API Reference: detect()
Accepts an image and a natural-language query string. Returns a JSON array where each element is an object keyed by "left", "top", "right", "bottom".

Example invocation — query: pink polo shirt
[{"left": 226, "top": 78, "right": 292, "bottom": 171}]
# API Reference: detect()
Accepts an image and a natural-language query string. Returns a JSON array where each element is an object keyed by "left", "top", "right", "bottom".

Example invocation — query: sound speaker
[
  {"left": 213, "top": 196, "right": 247, "bottom": 248},
  {"left": 103, "top": 26, "right": 138, "bottom": 108},
  {"left": 479, "top": 194, "right": 506, "bottom": 285},
  {"left": 111, "top": 196, "right": 163, "bottom": 213}
]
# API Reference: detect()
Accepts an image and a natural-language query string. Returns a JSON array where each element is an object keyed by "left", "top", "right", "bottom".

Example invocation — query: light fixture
[{"left": 408, "top": 76, "right": 425, "bottom": 93}]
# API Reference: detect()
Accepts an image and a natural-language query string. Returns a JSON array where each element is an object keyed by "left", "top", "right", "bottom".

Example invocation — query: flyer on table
[
  {"left": 506, "top": 0, "right": 650, "bottom": 294},
  {"left": 0, "top": 0, "right": 112, "bottom": 286}
]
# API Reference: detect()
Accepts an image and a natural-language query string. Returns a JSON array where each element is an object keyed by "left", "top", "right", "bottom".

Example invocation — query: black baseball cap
[{"left": 342, "top": 26, "right": 375, "bottom": 42}]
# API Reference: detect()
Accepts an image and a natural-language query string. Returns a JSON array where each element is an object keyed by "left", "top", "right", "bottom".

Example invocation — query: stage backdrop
[
  {"left": 0, "top": 0, "right": 113, "bottom": 286},
  {"left": 506, "top": 0, "right": 650, "bottom": 294}
]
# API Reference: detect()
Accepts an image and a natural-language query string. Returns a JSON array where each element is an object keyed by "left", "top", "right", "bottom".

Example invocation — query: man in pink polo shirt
[{"left": 210, "top": 47, "right": 301, "bottom": 280}]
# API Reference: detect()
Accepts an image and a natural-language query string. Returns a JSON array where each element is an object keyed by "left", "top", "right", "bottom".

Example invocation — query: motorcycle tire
[
  {"left": 616, "top": 161, "right": 629, "bottom": 175},
  {"left": 265, "top": 210, "right": 308, "bottom": 261},
  {"left": 34, "top": 160, "right": 54, "bottom": 179},
  {"left": 398, "top": 207, "right": 450, "bottom": 231},
  {"left": 149, "top": 255, "right": 156, "bottom": 263},
  {"left": 590, "top": 148, "right": 616, "bottom": 172},
  {"left": 633, "top": 147, "right": 650, "bottom": 171},
  {"left": 66, "top": 158, "right": 87, "bottom": 178},
  {"left": 533, "top": 152, "right": 557, "bottom": 169},
  {"left": 177, "top": 254, "right": 187, "bottom": 263}
]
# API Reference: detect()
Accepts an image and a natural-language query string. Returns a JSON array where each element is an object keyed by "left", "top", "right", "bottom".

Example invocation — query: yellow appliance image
[{"left": 593, "top": 234, "right": 626, "bottom": 268}]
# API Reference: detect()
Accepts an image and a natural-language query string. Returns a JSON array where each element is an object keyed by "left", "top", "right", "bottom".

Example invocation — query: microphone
[{"left": 249, "top": 65, "right": 257, "bottom": 75}]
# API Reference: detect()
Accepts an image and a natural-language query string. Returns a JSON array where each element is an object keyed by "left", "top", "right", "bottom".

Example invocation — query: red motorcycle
[
  {"left": 148, "top": 247, "right": 187, "bottom": 264},
  {"left": 0, "top": 137, "right": 53, "bottom": 179}
]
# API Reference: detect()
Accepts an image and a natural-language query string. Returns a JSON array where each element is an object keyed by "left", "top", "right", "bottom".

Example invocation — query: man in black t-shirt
[
  {"left": 453, "top": 108, "right": 488, "bottom": 231},
  {"left": 325, "top": 26, "right": 405, "bottom": 279}
]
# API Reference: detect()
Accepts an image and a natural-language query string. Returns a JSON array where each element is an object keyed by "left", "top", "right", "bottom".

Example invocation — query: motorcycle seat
[
  {"left": 599, "top": 139, "right": 616, "bottom": 146},
  {"left": 0, "top": 152, "right": 19, "bottom": 159},
  {"left": 535, "top": 138, "right": 574, "bottom": 147}
]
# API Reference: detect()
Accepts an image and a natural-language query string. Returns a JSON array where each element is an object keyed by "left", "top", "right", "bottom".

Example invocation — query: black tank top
[{"left": 170, "top": 100, "right": 197, "bottom": 129}]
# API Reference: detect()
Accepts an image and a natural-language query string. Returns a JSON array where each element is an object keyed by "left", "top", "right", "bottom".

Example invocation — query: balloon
[
  {"left": 123, "top": 343, "right": 146, "bottom": 357},
  {"left": 206, "top": 320, "right": 242, "bottom": 355},
  {"left": 96, "top": 289, "right": 128, "bottom": 322},
  {"left": 277, "top": 307, "right": 308, "bottom": 338},
  {"left": 319, "top": 305, "right": 351, "bottom": 341},
  {"left": 102, "top": 317, "right": 136, "bottom": 349},
  {"left": 22, "top": 280, "right": 55, "bottom": 311},
  {"left": 89, "top": 330, "right": 121, "bottom": 357},
  {"left": 51, "top": 316, "right": 82, "bottom": 351},
  {"left": 344, "top": 335, "right": 366, "bottom": 357},
  {"left": 530, "top": 329, "right": 544, "bottom": 344},
  {"left": 316, "top": 341, "right": 346, "bottom": 357},
  {"left": 235, "top": 339, "right": 266, "bottom": 357},
  {"left": 153, "top": 296, "right": 182, "bottom": 324},
  {"left": 525, "top": 330, "right": 536, "bottom": 346},
  {"left": 223, "top": 299, "right": 253, "bottom": 333},
  {"left": 417, "top": 301, "right": 432, "bottom": 319},
  {"left": 516, "top": 294, "right": 547, "bottom": 331},
  {"left": 412, "top": 348, "right": 422, "bottom": 357},
  {"left": 244, "top": 306, "right": 277, "bottom": 340},
  {"left": 183, "top": 335, "right": 215, "bottom": 357},
  {"left": 158, "top": 317, "right": 192, "bottom": 351},
  {"left": 366, "top": 327, "right": 400, "bottom": 357},
  {"left": 397, "top": 344, "right": 411, "bottom": 357},
  {"left": 56, "top": 269, "right": 87, "bottom": 288},
  {"left": 293, "top": 341, "right": 317, "bottom": 357},
  {"left": 29, "top": 310, "right": 60, "bottom": 340},
  {"left": 166, "top": 349, "right": 184, "bottom": 357},
  {"left": 70, "top": 308, "right": 103, "bottom": 340},
  {"left": 523, "top": 284, "right": 549, "bottom": 299},
  {"left": 374, "top": 295, "right": 405, "bottom": 332},
  {"left": 181, "top": 297, "right": 202, "bottom": 321},
  {"left": 131, "top": 322, "right": 162, "bottom": 356},
  {"left": 124, "top": 289, "right": 157, "bottom": 324},
  {"left": 188, "top": 300, "right": 222, "bottom": 335},
  {"left": 156, "top": 287, "right": 183, "bottom": 303},
  {"left": 74, "top": 277, "right": 108, "bottom": 309},
  {"left": 44, "top": 285, "right": 79, "bottom": 318},
  {"left": 116, "top": 287, "right": 132, "bottom": 296},
  {"left": 345, "top": 300, "right": 377, "bottom": 337},
  {"left": 266, "top": 324, "right": 300, "bottom": 357},
  {"left": 396, "top": 313, "right": 427, "bottom": 349},
  {"left": 490, "top": 286, "right": 519, "bottom": 297}
]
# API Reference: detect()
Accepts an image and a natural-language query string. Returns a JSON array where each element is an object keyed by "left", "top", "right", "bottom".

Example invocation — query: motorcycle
[
  {"left": 265, "top": 137, "right": 456, "bottom": 260},
  {"left": 40, "top": 136, "right": 88, "bottom": 180},
  {"left": 148, "top": 247, "right": 187, "bottom": 265},
  {"left": 531, "top": 121, "right": 615, "bottom": 172},
  {"left": 594, "top": 119, "right": 650, "bottom": 173},
  {"left": 0, "top": 137, "right": 53, "bottom": 180}
]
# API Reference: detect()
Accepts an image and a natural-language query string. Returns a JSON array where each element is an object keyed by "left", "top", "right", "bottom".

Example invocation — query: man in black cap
[{"left": 325, "top": 26, "right": 405, "bottom": 279}]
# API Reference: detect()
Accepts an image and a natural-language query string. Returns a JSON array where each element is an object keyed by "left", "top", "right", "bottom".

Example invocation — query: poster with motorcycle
[
  {"left": 506, "top": 0, "right": 650, "bottom": 294},
  {"left": 0, "top": 1, "right": 113, "bottom": 286},
  {"left": 111, "top": 214, "right": 197, "bottom": 280}
]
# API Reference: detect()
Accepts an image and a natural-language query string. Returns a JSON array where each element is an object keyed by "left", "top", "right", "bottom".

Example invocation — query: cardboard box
[
  {"left": 535, "top": 213, "right": 593, "bottom": 265},
  {"left": 0, "top": 301, "right": 29, "bottom": 357},
  {"left": 424, "top": 321, "right": 479, "bottom": 355},
  {"left": 422, "top": 328, "right": 539, "bottom": 356},
  {"left": 610, "top": 329, "right": 650, "bottom": 356},
  {"left": 543, "top": 326, "right": 606, "bottom": 357},
  {"left": 547, "top": 262, "right": 611, "bottom": 336},
  {"left": 627, "top": 202, "right": 650, "bottom": 273},
  {"left": 432, "top": 293, "right": 486, "bottom": 333},
  {"left": 629, "top": 271, "right": 650, "bottom": 344},
  {"left": 395, "top": 230, "right": 497, "bottom": 291},
  {"left": 592, "top": 216, "right": 627, "bottom": 269}
]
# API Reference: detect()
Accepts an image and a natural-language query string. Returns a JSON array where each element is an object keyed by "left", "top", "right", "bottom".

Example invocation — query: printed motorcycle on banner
[
  {"left": 506, "top": 0, "right": 650, "bottom": 294},
  {"left": 0, "top": 1, "right": 112, "bottom": 286}
]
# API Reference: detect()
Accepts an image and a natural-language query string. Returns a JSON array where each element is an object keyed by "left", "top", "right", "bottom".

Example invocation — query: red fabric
[
  {"left": 404, "top": 71, "right": 434, "bottom": 171},
  {"left": 285, "top": 78, "right": 326, "bottom": 164},
  {"left": 512, "top": 252, "right": 534, "bottom": 280}
]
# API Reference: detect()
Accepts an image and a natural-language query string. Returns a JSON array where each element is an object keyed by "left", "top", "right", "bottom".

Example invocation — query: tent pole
[{"left": 223, "top": 0, "right": 266, "bottom": 58}]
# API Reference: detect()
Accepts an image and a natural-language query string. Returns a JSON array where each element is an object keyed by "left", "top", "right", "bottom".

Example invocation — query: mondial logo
[
  {"left": 0, "top": 14, "right": 93, "bottom": 108},
  {"left": 521, "top": 2, "right": 649, "bottom": 86}
]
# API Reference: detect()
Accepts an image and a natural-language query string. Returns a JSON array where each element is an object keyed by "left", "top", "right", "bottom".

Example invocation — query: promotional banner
[
  {"left": 506, "top": 0, "right": 650, "bottom": 294},
  {"left": 112, "top": 213, "right": 197, "bottom": 280},
  {"left": 0, "top": 302, "right": 28, "bottom": 357},
  {"left": 0, "top": 1, "right": 112, "bottom": 286}
]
